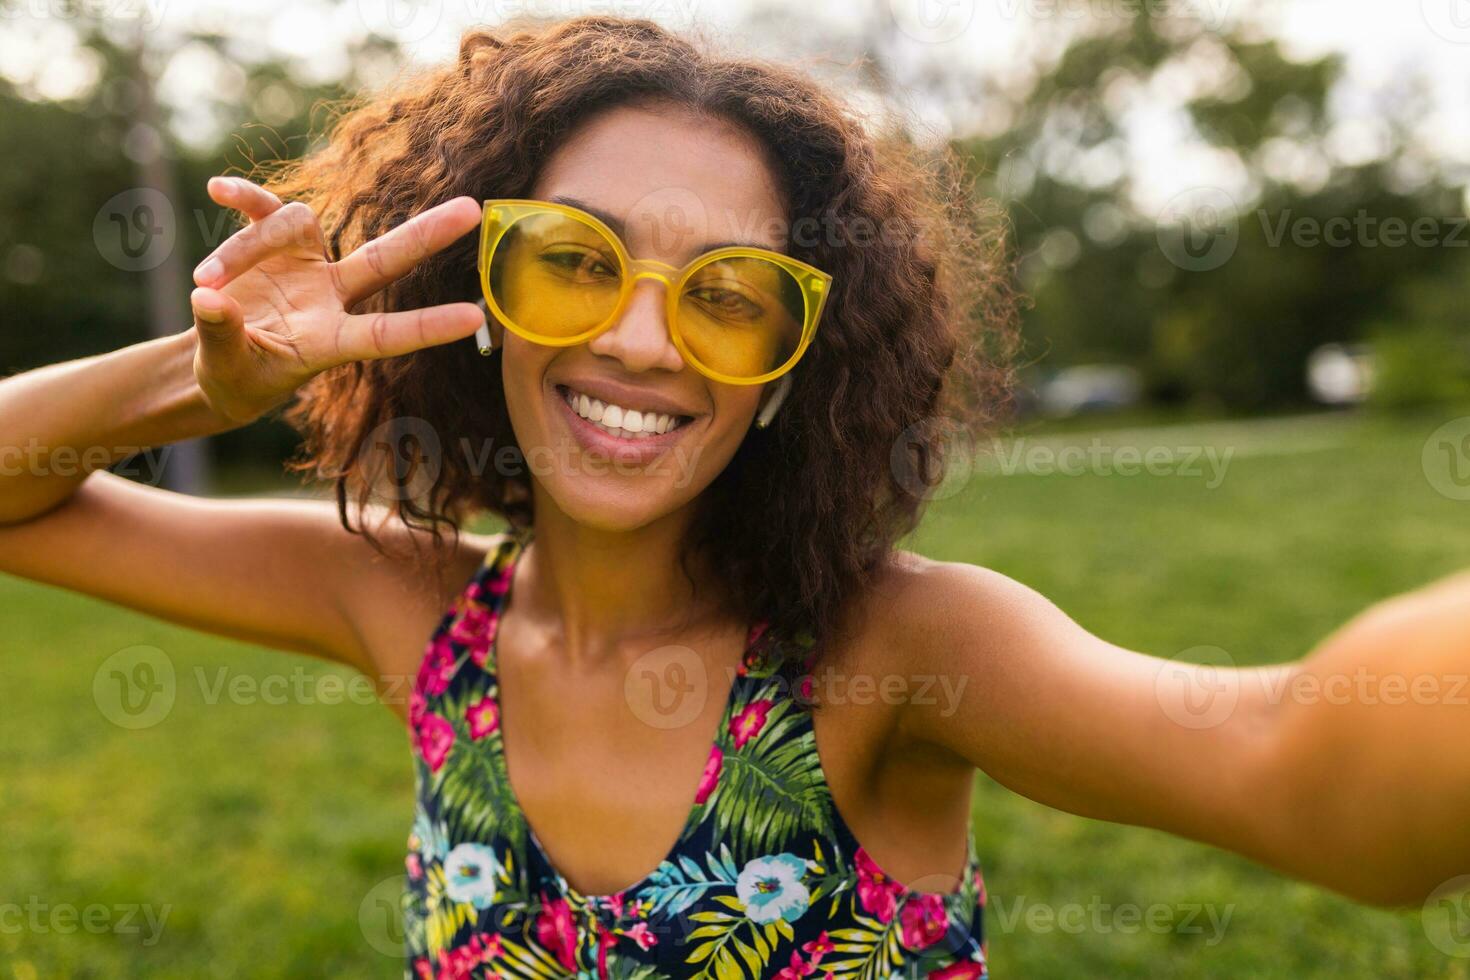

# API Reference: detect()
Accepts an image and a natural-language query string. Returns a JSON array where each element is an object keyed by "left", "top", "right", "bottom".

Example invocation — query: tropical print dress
[{"left": 403, "top": 532, "right": 989, "bottom": 979}]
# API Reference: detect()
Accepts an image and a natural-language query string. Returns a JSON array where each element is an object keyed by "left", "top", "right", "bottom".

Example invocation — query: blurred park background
[{"left": 3, "top": 0, "right": 1470, "bottom": 976}]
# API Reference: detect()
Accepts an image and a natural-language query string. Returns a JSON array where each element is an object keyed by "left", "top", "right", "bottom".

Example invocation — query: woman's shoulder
[
  {"left": 340, "top": 516, "right": 517, "bottom": 684},
  {"left": 839, "top": 548, "right": 1054, "bottom": 676},
  {"left": 352, "top": 508, "right": 511, "bottom": 592},
  {"left": 810, "top": 550, "right": 1038, "bottom": 775}
]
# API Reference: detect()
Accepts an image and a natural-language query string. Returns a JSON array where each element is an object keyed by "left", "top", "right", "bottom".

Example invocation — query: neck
[{"left": 516, "top": 488, "right": 733, "bottom": 665}]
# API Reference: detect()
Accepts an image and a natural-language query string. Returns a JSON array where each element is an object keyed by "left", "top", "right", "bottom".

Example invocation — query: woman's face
[{"left": 496, "top": 102, "right": 790, "bottom": 532}]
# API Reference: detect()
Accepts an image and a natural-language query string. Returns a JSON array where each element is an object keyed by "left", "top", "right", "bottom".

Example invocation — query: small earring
[
  {"left": 474, "top": 298, "right": 495, "bottom": 356},
  {"left": 755, "top": 374, "right": 792, "bottom": 430}
]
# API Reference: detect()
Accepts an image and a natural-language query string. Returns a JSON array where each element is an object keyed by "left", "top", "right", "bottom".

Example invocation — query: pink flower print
[
  {"left": 409, "top": 689, "right": 427, "bottom": 728},
  {"left": 899, "top": 892, "right": 948, "bottom": 950},
  {"left": 624, "top": 921, "right": 657, "bottom": 950},
  {"left": 974, "top": 869, "right": 987, "bottom": 909},
  {"left": 694, "top": 745, "right": 723, "bottom": 804},
  {"left": 436, "top": 939, "right": 495, "bottom": 980},
  {"left": 415, "top": 712, "right": 455, "bottom": 773},
  {"left": 729, "top": 700, "right": 773, "bottom": 748},
  {"left": 802, "top": 931, "right": 834, "bottom": 963},
  {"left": 591, "top": 916, "right": 619, "bottom": 980},
  {"left": 462, "top": 931, "right": 500, "bottom": 964},
  {"left": 854, "top": 848, "right": 905, "bottom": 923},
  {"left": 435, "top": 932, "right": 502, "bottom": 976},
  {"left": 471, "top": 612, "right": 501, "bottom": 668},
  {"left": 417, "top": 635, "right": 457, "bottom": 697},
  {"left": 486, "top": 566, "right": 513, "bottom": 596},
  {"left": 774, "top": 950, "right": 816, "bottom": 980},
  {"left": 433, "top": 947, "right": 462, "bottom": 980},
  {"left": 748, "top": 619, "right": 769, "bottom": 649},
  {"left": 405, "top": 852, "right": 423, "bottom": 880},
  {"left": 534, "top": 893, "right": 579, "bottom": 973},
  {"left": 467, "top": 696, "right": 500, "bottom": 741},
  {"left": 930, "top": 958, "right": 987, "bottom": 979},
  {"left": 449, "top": 602, "right": 491, "bottom": 646}
]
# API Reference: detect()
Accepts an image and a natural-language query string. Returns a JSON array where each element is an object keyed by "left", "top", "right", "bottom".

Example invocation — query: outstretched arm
[
  {"left": 888, "top": 556, "right": 1469, "bottom": 907},
  {"left": 1258, "top": 570, "right": 1470, "bottom": 904}
]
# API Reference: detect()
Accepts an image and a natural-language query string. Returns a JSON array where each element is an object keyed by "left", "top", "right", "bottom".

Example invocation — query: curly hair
[{"left": 246, "top": 15, "right": 1018, "bottom": 652}]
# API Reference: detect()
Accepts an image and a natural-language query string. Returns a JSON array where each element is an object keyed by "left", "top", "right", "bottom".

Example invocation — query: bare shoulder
[
  {"left": 842, "top": 548, "right": 1067, "bottom": 679},
  {"left": 812, "top": 550, "right": 1075, "bottom": 783},
  {"left": 348, "top": 507, "right": 508, "bottom": 601},
  {"left": 837, "top": 549, "right": 1117, "bottom": 776},
  {"left": 331, "top": 509, "right": 512, "bottom": 682}
]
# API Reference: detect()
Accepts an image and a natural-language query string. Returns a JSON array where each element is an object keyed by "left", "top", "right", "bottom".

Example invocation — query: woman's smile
[
  {"left": 549, "top": 378, "right": 703, "bottom": 464},
  {"left": 557, "top": 383, "right": 693, "bottom": 438}
]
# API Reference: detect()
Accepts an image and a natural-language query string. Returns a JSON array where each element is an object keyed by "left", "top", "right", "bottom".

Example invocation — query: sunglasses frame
[{"left": 477, "top": 199, "right": 832, "bottom": 386}]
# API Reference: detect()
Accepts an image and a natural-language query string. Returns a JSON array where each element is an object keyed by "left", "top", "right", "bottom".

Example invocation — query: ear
[
  {"left": 755, "top": 374, "right": 793, "bottom": 429},
  {"left": 474, "top": 298, "right": 503, "bottom": 354}
]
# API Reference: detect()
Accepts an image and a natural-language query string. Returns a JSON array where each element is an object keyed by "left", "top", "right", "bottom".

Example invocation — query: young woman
[{"left": 1, "top": 16, "right": 1466, "bottom": 980}]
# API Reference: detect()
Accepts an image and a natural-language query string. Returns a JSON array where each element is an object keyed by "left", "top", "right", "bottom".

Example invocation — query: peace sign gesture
[{"left": 188, "top": 176, "right": 485, "bottom": 424}]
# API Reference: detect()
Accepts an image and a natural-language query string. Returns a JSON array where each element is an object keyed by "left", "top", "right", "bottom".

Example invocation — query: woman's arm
[
  {"left": 0, "top": 327, "right": 364, "bottom": 667},
  {"left": 882, "top": 555, "right": 1468, "bottom": 907},
  {"left": 1257, "top": 570, "right": 1470, "bottom": 904},
  {"left": 0, "top": 329, "right": 233, "bottom": 524},
  {"left": 0, "top": 176, "right": 492, "bottom": 691}
]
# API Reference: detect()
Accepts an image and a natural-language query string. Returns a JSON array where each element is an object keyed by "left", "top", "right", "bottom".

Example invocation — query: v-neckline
[{"left": 481, "top": 533, "right": 767, "bottom": 903}]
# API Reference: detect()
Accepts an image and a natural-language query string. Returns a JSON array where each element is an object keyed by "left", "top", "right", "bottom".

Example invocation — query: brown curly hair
[{"left": 247, "top": 15, "right": 1017, "bottom": 651}]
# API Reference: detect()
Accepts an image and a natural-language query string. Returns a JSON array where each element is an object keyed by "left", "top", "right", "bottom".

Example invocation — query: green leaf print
[
  {"left": 431, "top": 680, "right": 527, "bottom": 858},
  {"left": 703, "top": 693, "right": 832, "bottom": 860},
  {"left": 684, "top": 903, "right": 781, "bottom": 980}
]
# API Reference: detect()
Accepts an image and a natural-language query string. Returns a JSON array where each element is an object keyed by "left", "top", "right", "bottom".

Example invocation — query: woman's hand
[{"left": 188, "top": 177, "right": 485, "bottom": 424}]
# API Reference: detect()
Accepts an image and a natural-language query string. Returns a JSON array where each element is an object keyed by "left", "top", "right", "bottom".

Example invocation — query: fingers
[
  {"left": 207, "top": 175, "right": 285, "bottom": 223},
  {"left": 192, "top": 200, "right": 324, "bottom": 290},
  {"left": 190, "top": 286, "right": 247, "bottom": 353},
  {"left": 335, "top": 301, "right": 486, "bottom": 363},
  {"left": 332, "top": 197, "right": 482, "bottom": 306}
]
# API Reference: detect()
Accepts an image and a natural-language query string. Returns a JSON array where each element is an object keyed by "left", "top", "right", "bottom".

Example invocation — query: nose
[{"left": 586, "top": 277, "right": 686, "bottom": 374}]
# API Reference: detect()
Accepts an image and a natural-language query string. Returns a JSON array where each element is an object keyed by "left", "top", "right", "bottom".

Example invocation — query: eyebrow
[{"left": 551, "top": 195, "right": 785, "bottom": 256}]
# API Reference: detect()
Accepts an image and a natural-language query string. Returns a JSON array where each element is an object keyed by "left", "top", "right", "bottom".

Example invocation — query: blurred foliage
[
  {"left": 1, "top": 4, "right": 1469, "bottom": 477},
  {"left": 0, "top": 17, "right": 398, "bottom": 472},
  {"left": 955, "top": 8, "right": 1470, "bottom": 412},
  {"left": 1368, "top": 275, "right": 1470, "bottom": 410}
]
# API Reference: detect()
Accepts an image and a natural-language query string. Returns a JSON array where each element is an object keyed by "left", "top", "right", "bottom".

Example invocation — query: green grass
[{"left": 3, "top": 410, "right": 1470, "bottom": 978}]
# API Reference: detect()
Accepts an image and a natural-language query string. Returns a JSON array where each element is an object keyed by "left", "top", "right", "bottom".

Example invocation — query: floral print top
[{"left": 404, "top": 532, "right": 989, "bottom": 979}]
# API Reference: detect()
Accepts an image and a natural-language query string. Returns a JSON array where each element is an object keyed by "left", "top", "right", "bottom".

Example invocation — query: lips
[
  {"left": 557, "top": 384, "right": 693, "bottom": 440},
  {"left": 549, "top": 382, "right": 700, "bottom": 465}
]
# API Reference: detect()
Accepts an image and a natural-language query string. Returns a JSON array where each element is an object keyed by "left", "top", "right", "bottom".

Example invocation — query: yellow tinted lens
[
  {"left": 488, "top": 211, "right": 623, "bottom": 339},
  {"left": 677, "top": 256, "right": 806, "bottom": 380}
]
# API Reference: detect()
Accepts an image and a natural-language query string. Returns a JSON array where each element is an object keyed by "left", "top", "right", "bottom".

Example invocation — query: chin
[{"left": 539, "top": 473, "right": 697, "bottom": 533}]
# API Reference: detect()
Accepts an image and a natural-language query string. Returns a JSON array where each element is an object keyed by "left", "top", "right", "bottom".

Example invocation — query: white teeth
[{"left": 561, "top": 387, "right": 686, "bottom": 440}]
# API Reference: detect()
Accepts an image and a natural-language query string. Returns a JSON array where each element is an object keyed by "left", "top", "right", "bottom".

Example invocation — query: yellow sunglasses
[{"left": 477, "top": 199, "right": 832, "bottom": 385}]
